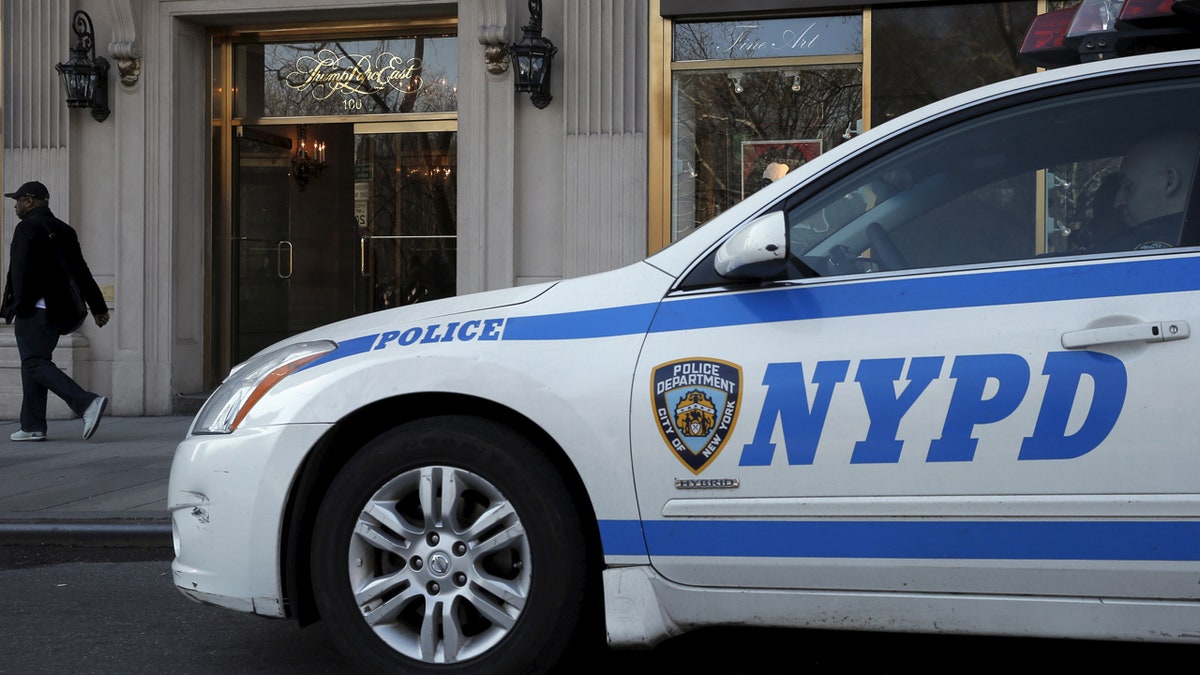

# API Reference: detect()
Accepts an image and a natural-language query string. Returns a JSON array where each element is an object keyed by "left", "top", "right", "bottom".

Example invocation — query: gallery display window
[
  {"left": 667, "top": 15, "right": 864, "bottom": 241},
  {"left": 651, "top": 1, "right": 1043, "bottom": 250}
]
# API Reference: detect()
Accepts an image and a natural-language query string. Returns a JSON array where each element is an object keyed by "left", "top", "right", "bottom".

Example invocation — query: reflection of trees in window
[
  {"left": 673, "top": 66, "right": 861, "bottom": 232},
  {"left": 244, "top": 37, "right": 458, "bottom": 118},
  {"left": 668, "top": 15, "right": 863, "bottom": 240},
  {"left": 356, "top": 131, "right": 456, "bottom": 309},
  {"left": 872, "top": 2, "right": 1037, "bottom": 124},
  {"left": 673, "top": 22, "right": 717, "bottom": 61},
  {"left": 1047, "top": 157, "right": 1122, "bottom": 249}
]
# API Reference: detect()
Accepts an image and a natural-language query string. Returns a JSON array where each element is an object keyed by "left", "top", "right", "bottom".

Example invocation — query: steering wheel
[{"left": 866, "top": 222, "right": 909, "bottom": 271}]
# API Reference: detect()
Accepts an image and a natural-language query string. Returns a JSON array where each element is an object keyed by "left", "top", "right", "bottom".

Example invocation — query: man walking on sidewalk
[{"left": 1, "top": 181, "right": 110, "bottom": 442}]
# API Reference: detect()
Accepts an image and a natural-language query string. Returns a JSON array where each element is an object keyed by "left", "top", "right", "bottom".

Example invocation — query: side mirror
[{"left": 714, "top": 211, "right": 787, "bottom": 279}]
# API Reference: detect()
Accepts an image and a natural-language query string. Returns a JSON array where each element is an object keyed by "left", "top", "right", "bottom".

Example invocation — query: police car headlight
[{"left": 192, "top": 340, "right": 337, "bottom": 435}]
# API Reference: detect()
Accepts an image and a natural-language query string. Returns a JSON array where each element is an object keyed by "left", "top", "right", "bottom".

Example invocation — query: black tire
[{"left": 311, "top": 416, "right": 589, "bottom": 675}]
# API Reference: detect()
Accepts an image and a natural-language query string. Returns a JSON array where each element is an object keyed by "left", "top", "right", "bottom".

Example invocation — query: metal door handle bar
[
  {"left": 360, "top": 235, "right": 458, "bottom": 277},
  {"left": 277, "top": 241, "right": 293, "bottom": 279},
  {"left": 360, "top": 235, "right": 458, "bottom": 240},
  {"left": 1061, "top": 321, "right": 1190, "bottom": 348}
]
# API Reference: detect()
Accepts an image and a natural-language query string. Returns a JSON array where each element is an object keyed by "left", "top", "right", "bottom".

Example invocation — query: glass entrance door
[
  {"left": 232, "top": 124, "right": 457, "bottom": 363},
  {"left": 234, "top": 127, "right": 303, "bottom": 362},
  {"left": 213, "top": 20, "right": 459, "bottom": 379},
  {"left": 354, "top": 127, "right": 457, "bottom": 311}
]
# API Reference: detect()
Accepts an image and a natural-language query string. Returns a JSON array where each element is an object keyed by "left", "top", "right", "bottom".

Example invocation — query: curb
[{"left": 0, "top": 521, "right": 172, "bottom": 547}]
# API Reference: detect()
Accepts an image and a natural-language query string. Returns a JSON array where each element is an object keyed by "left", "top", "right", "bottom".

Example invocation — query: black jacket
[
  {"left": 1099, "top": 212, "right": 1183, "bottom": 252},
  {"left": 2, "top": 205, "right": 108, "bottom": 331}
]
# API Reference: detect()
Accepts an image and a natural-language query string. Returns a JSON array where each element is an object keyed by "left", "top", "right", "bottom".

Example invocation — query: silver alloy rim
[{"left": 346, "top": 465, "right": 531, "bottom": 664}]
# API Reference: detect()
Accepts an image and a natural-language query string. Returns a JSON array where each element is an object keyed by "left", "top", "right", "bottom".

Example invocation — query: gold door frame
[{"left": 209, "top": 17, "right": 458, "bottom": 381}]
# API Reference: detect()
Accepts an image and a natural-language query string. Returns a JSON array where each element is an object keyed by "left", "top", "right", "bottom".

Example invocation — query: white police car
[{"left": 169, "top": 2, "right": 1200, "bottom": 672}]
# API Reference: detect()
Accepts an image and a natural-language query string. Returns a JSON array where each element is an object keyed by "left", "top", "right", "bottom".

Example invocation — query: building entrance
[
  {"left": 232, "top": 123, "right": 456, "bottom": 363},
  {"left": 212, "top": 19, "right": 459, "bottom": 376}
]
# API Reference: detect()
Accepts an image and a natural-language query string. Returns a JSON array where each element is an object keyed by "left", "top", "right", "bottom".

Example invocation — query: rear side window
[{"left": 785, "top": 75, "right": 1200, "bottom": 278}]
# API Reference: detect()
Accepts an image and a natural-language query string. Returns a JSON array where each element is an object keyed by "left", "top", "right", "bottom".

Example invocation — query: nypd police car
[{"left": 169, "top": 2, "right": 1200, "bottom": 672}]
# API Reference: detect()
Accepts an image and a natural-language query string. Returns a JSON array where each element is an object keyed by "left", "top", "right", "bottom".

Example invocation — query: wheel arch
[{"left": 279, "top": 392, "right": 604, "bottom": 627}]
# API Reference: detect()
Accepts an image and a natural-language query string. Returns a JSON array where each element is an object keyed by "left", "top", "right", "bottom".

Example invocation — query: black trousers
[{"left": 14, "top": 309, "right": 97, "bottom": 432}]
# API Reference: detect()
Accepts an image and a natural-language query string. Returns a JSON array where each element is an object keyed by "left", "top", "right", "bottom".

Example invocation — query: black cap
[{"left": 4, "top": 181, "right": 49, "bottom": 200}]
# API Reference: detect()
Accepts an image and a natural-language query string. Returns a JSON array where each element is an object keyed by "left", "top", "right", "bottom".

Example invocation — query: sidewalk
[{"left": 0, "top": 415, "right": 192, "bottom": 546}]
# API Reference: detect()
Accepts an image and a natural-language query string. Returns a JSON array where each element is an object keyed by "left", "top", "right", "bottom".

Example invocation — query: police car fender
[{"left": 236, "top": 262, "right": 677, "bottom": 522}]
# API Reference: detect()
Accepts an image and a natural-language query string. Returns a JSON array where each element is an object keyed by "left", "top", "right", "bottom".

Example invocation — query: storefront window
[
  {"left": 234, "top": 34, "right": 458, "bottom": 118},
  {"left": 670, "top": 15, "right": 863, "bottom": 241}
]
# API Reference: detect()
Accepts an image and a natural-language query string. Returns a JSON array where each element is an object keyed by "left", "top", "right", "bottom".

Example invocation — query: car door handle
[{"left": 1061, "top": 320, "right": 1190, "bottom": 349}]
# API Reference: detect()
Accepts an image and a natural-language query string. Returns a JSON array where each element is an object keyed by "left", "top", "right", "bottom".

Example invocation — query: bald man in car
[{"left": 1104, "top": 129, "right": 1200, "bottom": 251}]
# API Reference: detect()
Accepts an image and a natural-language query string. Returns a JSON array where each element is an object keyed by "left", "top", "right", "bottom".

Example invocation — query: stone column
[{"left": 562, "top": 0, "right": 649, "bottom": 276}]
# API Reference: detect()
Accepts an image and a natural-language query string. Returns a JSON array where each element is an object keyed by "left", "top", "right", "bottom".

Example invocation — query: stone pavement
[{"left": 0, "top": 415, "right": 192, "bottom": 546}]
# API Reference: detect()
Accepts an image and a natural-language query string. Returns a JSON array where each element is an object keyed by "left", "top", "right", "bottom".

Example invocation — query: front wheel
[{"left": 311, "top": 416, "right": 590, "bottom": 674}]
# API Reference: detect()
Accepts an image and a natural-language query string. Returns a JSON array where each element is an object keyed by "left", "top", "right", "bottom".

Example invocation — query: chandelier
[{"left": 291, "top": 125, "right": 326, "bottom": 191}]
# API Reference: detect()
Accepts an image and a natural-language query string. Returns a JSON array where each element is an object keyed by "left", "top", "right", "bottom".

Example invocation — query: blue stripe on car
[
  {"left": 517, "top": 256, "right": 1200, "bottom": 339},
  {"left": 300, "top": 334, "right": 379, "bottom": 371},
  {"left": 503, "top": 303, "right": 660, "bottom": 340},
  {"left": 651, "top": 256, "right": 1200, "bottom": 333},
  {"left": 600, "top": 519, "right": 1200, "bottom": 561},
  {"left": 313, "top": 256, "right": 1200, "bottom": 361}
]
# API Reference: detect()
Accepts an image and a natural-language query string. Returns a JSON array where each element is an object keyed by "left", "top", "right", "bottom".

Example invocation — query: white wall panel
[{"left": 563, "top": 0, "right": 648, "bottom": 277}]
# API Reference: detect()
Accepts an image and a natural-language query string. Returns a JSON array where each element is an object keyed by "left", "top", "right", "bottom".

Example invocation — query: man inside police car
[
  {"left": 2, "top": 180, "right": 110, "bottom": 442},
  {"left": 1104, "top": 129, "right": 1200, "bottom": 251}
]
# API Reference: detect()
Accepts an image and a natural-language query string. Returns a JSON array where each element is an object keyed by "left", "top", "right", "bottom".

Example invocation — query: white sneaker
[
  {"left": 82, "top": 396, "right": 108, "bottom": 440},
  {"left": 10, "top": 430, "right": 46, "bottom": 442}
]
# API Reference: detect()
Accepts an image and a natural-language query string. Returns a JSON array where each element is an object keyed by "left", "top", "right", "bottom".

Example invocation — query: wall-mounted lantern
[
  {"left": 508, "top": 0, "right": 557, "bottom": 109},
  {"left": 55, "top": 11, "right": 110, "bottom": 122}
]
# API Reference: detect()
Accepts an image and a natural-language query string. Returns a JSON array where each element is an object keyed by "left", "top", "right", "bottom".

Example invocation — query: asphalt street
[
  {"left": 1, "top": 417, "right": 1197, "bottom": 672},
  {"left": 0, "top": 545, "right": 364, "bottom": 674}
]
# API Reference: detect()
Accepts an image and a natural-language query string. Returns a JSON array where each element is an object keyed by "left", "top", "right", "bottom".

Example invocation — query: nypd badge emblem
[{"left": 653, "top": 358, "right": 742, "bottom": 474}]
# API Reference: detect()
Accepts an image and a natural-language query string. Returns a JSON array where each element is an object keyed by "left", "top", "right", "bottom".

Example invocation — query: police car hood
[{"left": 252, "top": 259, "right": 676, "bottom": 365}]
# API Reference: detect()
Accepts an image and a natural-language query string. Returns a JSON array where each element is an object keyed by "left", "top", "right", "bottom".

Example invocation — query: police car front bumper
[{"left": 168, "top": 423, "right": 331, "bottom": 617}]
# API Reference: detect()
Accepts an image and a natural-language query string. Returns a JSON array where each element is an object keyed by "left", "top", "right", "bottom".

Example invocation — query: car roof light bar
[
  {"left": 1019, "top": 6, "right": 1078, "bottom": 66},
  {"left": 1118, "top": 0, "right": 1181, "bottom": 26},
  {"left": 1020, "top": 0, "right": 1200, "bottom": 68},
  {"left": 1067, "top": 0, "right": 1126, "bottom": 36}
]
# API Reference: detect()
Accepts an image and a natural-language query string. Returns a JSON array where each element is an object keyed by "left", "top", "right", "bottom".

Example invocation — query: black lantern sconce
[
  {"left": 55, "top": 11, "right": 110, "bottom": 123},
  {"left": 508, "top": 0, "right": 557, "bottom": 109}
]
